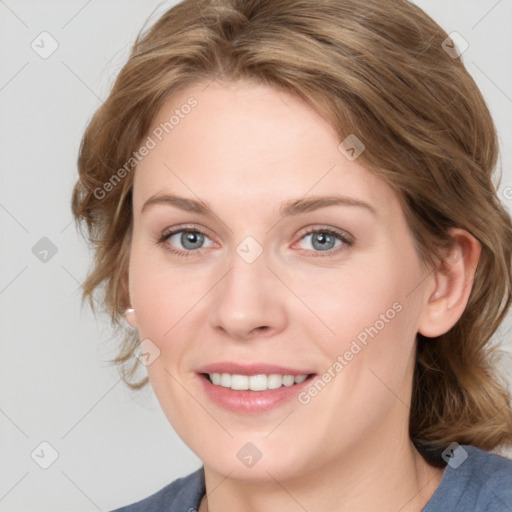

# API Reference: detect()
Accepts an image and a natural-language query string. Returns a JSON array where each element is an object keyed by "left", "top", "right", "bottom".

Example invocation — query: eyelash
[{"left": 157, "top": 225, "right": 353, "bottom": 258}]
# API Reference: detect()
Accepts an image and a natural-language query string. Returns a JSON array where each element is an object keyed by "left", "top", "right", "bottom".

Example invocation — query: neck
[{"left": 200, "top": 437, "right": 445, "bottom": 512}]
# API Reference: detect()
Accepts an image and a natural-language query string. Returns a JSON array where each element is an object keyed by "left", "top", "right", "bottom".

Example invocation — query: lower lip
[{"left": 198, "top": 374, "right": 315, "bottom": 414}]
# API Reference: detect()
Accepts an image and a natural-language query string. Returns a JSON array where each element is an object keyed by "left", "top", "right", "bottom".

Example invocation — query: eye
[
  {"left": 295, "top": 228, "right": 353, "bottom": 254},
  {"left": 159, "top": 227, "right": 215, "bottom": 256},
  {"left": 158, "top": 226, "right": 352, "bottom": 257}
]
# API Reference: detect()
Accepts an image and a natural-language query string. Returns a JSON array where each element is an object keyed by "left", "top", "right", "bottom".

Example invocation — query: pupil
[
  {"left": 313, "top": 232, "right": 334, "bottom": 251},
  {"left": 182, "top": 231, "right": 204, "bottom": 249}
]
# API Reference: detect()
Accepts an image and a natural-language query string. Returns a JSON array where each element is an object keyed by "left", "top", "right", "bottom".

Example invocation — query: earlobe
[
  {"left": 124, "top": 307, "right": 138, "bottom": 329},
  {"left": 418, "top": 229, "right": 481, "bottom": 338},
  {"left": 120, "top": 270, "right": 138, "bottom": 328}
]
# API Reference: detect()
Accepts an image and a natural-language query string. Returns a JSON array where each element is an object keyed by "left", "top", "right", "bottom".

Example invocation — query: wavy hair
[{"left": 72, "top": 0, "right": 512, "bottom": 465}]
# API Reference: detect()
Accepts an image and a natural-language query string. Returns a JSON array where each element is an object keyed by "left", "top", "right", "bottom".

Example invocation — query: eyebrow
[{"left": 141, "top": 193, "right": 377, "bottom": 217}]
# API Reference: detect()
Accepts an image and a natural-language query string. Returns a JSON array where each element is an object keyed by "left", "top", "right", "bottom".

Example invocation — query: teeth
[
  {"left": 294, "top": 374, "right": 307, "bottom": 384},
  {"left": 267, "top": 374, "right": 284, "bottom": 389},
  {"left": 231, "top": 374, "right": 249, "bottom": 390},
  {"left": 208, "top": 372, "right": 309, "bottom": 391},
  {"left": 282, "top": 375, "right": 295, "bottom": 387},
  {"left": 248, "top": 374, "right": 267, "bottom": 391}
]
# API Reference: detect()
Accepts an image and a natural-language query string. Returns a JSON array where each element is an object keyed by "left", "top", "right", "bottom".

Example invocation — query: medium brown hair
[{"left": 72, "top": 0, "right": 512, "bottom": 465}]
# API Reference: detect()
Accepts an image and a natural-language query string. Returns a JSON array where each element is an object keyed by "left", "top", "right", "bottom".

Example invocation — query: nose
[{"left": 209, "top": 249, "right": 288, "bottom": 341}]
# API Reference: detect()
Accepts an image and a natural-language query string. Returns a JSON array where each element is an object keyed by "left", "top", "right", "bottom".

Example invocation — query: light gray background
[{"left": 1, "top": 1, "right": 511, "bottom": 510}]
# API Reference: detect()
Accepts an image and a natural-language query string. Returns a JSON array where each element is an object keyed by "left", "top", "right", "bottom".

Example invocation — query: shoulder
[
  {"left": 424, "top": 445, "right": 512, "bottom": 512},
  {"left": 110, "top": 468, "right": 205, "bottom": 512}
]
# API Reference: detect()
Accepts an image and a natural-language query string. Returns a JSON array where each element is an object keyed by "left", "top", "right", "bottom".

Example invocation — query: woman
[{"left": 72, "top": 0, "right": 512, "bottom": 510}]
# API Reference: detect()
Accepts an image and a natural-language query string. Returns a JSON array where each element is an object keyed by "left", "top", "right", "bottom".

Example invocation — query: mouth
[
  {"left": 196, "top": 363, "right": 316, "bottom": 413},
  {"left": 203, "top": 372, "right": 311, "bottom": 391}
]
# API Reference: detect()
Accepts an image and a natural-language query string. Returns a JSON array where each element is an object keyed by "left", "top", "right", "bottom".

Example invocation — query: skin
[{"left": 125, "top": 79, "right": 480, "bottom": 512}]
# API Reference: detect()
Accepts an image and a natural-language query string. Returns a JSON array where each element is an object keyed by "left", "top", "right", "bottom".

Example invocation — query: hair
[{"left": 72, "top": 0, "right": 512, "bottom": 465}]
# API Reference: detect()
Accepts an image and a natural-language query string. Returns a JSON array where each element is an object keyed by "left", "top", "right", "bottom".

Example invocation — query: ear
[
  {"left": 121, "top": 271, "right": 138, "bottom": 329},
  {"left": 417, "top": 228, "right": 481, "bottom": 338},
  {"left": 124, "top": 308, "right": 138, "bottom": 329}
]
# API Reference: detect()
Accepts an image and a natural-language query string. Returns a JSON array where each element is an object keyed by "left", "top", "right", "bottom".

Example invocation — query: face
[{"left": 127, "top": 79, "right": 433, "bottom": 482}]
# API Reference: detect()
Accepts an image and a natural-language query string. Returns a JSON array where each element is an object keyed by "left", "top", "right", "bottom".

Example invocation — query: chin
[{"left": 197, "top": 437, "right": 312, "bottom": 483}]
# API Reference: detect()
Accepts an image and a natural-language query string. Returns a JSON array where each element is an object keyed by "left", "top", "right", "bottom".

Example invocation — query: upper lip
[{"left": 197, "top": 362, "right": 314, "bottom": 376}]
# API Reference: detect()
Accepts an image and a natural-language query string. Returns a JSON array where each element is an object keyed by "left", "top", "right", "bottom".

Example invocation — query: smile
[
  {"left": 207, "top": 372, "right": 309, "bottom": 391},
  {"left": 197, "top": 362, "right": 316, "bottom": 413}
]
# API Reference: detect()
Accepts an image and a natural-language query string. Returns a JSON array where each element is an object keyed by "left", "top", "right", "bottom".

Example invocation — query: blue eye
[
  {"left": 297, "top": 228, "right": 352, "bottom": 254},
  {"left": 161, "top": 228, "right": 214, "bottom": 256},
  {"left": 159, "top": 226, "right": 353, "bottom": 258},
  {"left": 170, "top": 230, "right": 206, "bottom": 250}
]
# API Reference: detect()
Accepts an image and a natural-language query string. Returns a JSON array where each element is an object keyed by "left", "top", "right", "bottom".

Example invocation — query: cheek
[
  {"left": 294, "top": 273, "right": 420, "bottom": 452},
  {"left": 300, "top": 250, "right": 423, "bottom": 400},
  {"left": 128, "top": 245, "right": 211, "bottom": 339},
  {"left": 308, "top": 255, "right": 422, "bottom": 412},
  {"left": 297, "top": 254, "right": 419, "bottom": 347}
]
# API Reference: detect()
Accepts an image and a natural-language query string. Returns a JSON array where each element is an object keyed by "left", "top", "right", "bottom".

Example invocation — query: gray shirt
[{"left": 111, "top": 445, "right": 512, "bottom": 511}]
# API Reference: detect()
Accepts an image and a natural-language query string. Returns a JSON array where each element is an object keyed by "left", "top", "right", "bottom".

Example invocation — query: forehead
[{"left": 132, "top": 80, "right": 399, "bottom": 219}]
